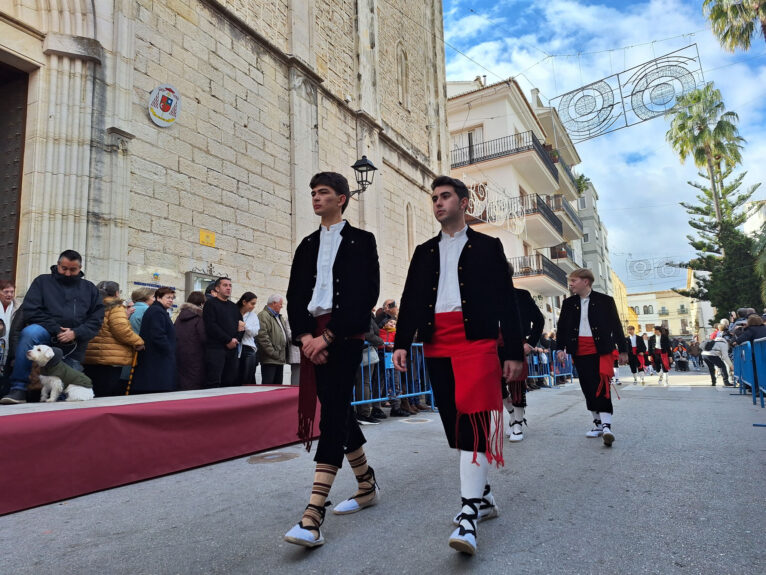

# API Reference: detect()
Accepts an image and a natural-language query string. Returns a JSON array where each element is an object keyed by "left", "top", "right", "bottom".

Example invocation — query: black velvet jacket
[
  {"left": 286, "top": 222, "right": 380, "bottom": 341},
  {"left": 517, "top": 288, "right": 545, "bottom": 347},
  {"left": 648, "top": 334, "right": 671, "bottom": 354},
  {"left": 393, "top": 226, "right": 524, "bottom": 361},
  {"left": 556, "top": 290, "right": 627, "bottom": 355}
]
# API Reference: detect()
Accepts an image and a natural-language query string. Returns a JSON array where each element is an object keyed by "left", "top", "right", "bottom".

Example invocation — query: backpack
[{"left": 703, "top": 340, "right": 716, "bottom": 352}]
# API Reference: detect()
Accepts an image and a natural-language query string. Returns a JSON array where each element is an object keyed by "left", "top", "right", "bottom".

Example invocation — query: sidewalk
[{"left": 1, "top": 370, "right": 764, "bottom": 575}]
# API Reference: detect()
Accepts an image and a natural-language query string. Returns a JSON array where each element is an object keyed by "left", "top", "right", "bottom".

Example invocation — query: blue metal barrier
[
  {"left": 732, "top": 342, "right": 756, "bottom": 402},
  {"left": 353, "top": 343, "right": 434, "bottom": 410},
  {"left": 752, "top": 338, "right": 766, "bottom": 408},
  {"left": 527, "top": 351, "right": 552, "bottom": 387},
  {"left": 551, "top": 351, "right": 574, "bottom": 384}
]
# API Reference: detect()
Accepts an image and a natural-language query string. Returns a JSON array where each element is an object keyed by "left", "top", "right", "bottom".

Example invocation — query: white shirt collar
[
  {"left": 320, "top": 220, "right": 346, "bottom": 233},
  {"left": 440, "top": 225, "right": 468, "bottom": 240}
]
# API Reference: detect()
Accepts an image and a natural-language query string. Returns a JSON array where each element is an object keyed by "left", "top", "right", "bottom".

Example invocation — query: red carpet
[{"left": 0, "top": 387, "right": 317, "bottom": 516}]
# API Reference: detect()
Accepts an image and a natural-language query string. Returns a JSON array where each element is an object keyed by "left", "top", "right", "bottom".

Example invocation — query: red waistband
[{"left": 577, "top": 336, "right": 597, "bottom": 356}]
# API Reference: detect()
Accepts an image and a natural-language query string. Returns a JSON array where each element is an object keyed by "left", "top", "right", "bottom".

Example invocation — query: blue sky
[{"left": 442, "top": 0, "right": 766, "bottom": 293}]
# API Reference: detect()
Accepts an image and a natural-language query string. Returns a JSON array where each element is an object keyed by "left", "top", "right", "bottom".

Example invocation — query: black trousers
[
  {"left": 84, "top": 364, "right": 126, "bottom": 397},
  {"left": 260, "top": 363, "right": 284, "bottom": 386},
  {"left": 702, "top": 355, "right": 729, "bottom": 384},
  {"left": 652, "top": 352, "right": 670, "bottom": 373},
  {"left": 314, "top": 339, "right": 366, "bottom": 467},
  {"left": 204, "top": 347, "right": 239, "bottom": 388},
  {"left": 572, "top": 354, "right": 613, "bottom": 414},
  {"left": 426, "top": 357, "right": 492, "bottom": 453},
  {"left": 627, "top": 353, "right": 642, "bottom": 374},
  {"left": 238, "top": 345, "right": 258, "bottom": 386}
]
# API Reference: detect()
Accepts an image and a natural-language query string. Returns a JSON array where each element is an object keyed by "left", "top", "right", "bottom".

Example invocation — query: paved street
[{"left": 2, "top": 371, "right": 765, "bottom": 575}]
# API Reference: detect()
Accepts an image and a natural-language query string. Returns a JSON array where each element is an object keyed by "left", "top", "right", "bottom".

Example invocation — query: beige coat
[{"left": 84, "top": 297, "right": 144, "bottom": 366}]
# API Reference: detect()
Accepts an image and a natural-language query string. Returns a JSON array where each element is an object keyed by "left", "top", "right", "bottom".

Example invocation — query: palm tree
[
  {"left": 665, "top": 82, "right": 744, "bottom": 226},
  {"left": 703, "top": 0, "right": 766, "bottom": 52}
]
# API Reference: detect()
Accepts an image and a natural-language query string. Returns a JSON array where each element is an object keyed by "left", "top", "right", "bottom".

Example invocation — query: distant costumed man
[
  {"left": 556, "top": 269, "right": 627, "bottom": 447},
  {"left": 283, "top": 172, "right": 380, "bottom": 548},
  {"left": 393, "top": 176, "right": 524, "bottom": 556},
  {"left": 625, "top": 325, "right": 646, "bottom": 385}
]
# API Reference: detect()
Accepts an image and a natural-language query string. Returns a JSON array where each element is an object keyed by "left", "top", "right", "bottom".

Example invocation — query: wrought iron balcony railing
[
  {"left": 557, "top": 155, "right": 578, "bottom": 190},
  {"left": 509, "top": 254, "right": 567, "bottom": 288},
  {"left": 516, "top": 194, "right": 563, "bottom": 236},
  {"left": 549, "top": 243, "right": 580, "bottom": 266},
  {"left": 450, "top": 131, "right": 559, "bottom": 182},
  {"left": 677, "top": 307, "right": 689, "bottom": 315},
  {"left": 547, "top": 195, "right": 583, "bottom": 232},
  {"left": 659, "top": 309, "right": 669, "bottom": 316}
]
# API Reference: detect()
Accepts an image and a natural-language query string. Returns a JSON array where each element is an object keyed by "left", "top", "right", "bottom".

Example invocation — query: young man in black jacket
[
  {"left": 625, "top": 325, "right": 646, "bottom": 384},
  {"left": 556, "top": 268, "right": 627, "bottom": 446},
  {"left": 1, "top": 250, "right": 104, "bottom": 404},
  {"left": 202, "top": 277, "right": 244, "bottom": 388},
  {"left": 648, "top": 326, "right": 672, "bottom": 385},
  {"left": 393, "top": 175, "right": 524, "bottom": 556},
  {"left": 283, "top": 171, "right": 380, "bottom": 548}
]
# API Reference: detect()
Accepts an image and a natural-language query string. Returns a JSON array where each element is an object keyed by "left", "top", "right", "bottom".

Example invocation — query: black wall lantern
[{"left": 350, "top": 155, "right": 377, "bottom": 196}]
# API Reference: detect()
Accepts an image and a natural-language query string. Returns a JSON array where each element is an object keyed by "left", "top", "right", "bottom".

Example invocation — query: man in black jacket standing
[
  {"left": 202, "top": 277, "right": 243, "bottom": 388},
  {"left": 283, "top": 172, "right": 380, "bottom": 548},
  {"left": 556, "top": 268, "right": 627, "bottom": 446},
  {"left": 625, "top": 325, "right": 646, "bottom": 384},
  {"left": 1, "top": 250, "right": 104, "bottom": 404},
  {"left": 393, "top": 175, "right": 524, "bottom": 556}
]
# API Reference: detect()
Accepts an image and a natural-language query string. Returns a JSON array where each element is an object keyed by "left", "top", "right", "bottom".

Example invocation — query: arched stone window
[{"left": 397, "top": 43, "right": 409, "bottom": 109}]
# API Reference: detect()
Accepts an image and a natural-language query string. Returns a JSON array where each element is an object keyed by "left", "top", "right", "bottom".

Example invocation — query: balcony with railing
[
  {"left": 677, "top": 307, "right": 689, "bottom": 315},
  {"left": 549, "top": 242, "right": 581, "bottom": 273},
  {"left": 659, "top": 309, "right": 669, "bottom": 316},
  {"left": 547, "top": 195, "right": 583, "bottom": 240},
  {"left": 555, "top": 155, "right": 579, "bottom": 200},
  {"left": 450, "top": 131, "right": 559, "bottom": 193},
  {"left": 510, "top": 253, "right": 568, "bottom": 296},
  {"left": 512, "top": 193, "right": 563, "bottom": 247}
]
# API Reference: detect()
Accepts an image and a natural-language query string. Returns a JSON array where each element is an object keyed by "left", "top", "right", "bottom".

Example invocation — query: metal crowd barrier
[
  {"left": 752, "top": 338, "right": 766, "bottom": 408},
  {"left": 732, "top": 341, "right": 758, "bottom": 405},
  {"left": 353, "top": 343, "right": 435, "bottom": 410},
  {"left": 352, "top": 345, "right": 575, "bottom": 411}
]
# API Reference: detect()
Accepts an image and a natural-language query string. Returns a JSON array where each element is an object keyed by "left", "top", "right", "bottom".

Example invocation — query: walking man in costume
[
  {"left": 556, "top": 269, "right": 627, "bottom": 447},
  {"left": 649, "top": 326, "right": 672, "bottom": 385},
  {"left": 502, "top": 273, "right": 544, "bottom": 442},
  {"left": 625, "top": 325, "right": 646, "bottom": 385},
  {"left": 393, "top": 175, "right": 524, "bottom": 555},
  {"left": 283, "top": 172, "right": 380, "bottom": 548}
]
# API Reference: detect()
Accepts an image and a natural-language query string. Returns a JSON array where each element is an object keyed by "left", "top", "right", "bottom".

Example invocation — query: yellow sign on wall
[{"left": 199, "top": 229, "right": 216, "bottom": 247}]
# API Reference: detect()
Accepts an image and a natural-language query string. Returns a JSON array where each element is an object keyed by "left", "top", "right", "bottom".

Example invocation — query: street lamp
[{"left": 350, "top": 155, "right": 377, "bottom": 196}]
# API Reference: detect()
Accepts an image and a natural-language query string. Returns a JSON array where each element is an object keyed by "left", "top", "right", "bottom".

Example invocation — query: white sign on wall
[{"left": 148, "top": 84, "right": 181, "bottom": 127}]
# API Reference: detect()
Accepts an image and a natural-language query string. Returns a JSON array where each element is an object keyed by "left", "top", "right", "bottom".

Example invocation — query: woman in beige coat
[{"left": 84, "top": 281, "right": 144, "bottom": 396}]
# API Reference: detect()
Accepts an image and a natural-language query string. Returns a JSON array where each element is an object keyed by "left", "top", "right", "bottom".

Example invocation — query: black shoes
[
  {"left": 389, "top": 407, "right": 410, "bottom": 417},
  {"left": 371, "top": 407, "right": 388, "bottom": 419},
  {"left": 357, "top": 414, "right": 381, "bottom": 425},
  {"left": 0, "top": 389, "right": 27, "bottom": 404}
]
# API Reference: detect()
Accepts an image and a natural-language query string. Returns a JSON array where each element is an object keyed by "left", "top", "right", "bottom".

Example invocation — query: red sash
[
  {"left": 638, "top": 352, "right": 645, "bottom": 369},
  {"left": 297, "top": 314, "right": 331, "bottom": 451},
  {"left": 423, "top": 312, "right": 503, "bottom": 467},
  {"left": 577, "top": 336, "right": 619, "bottom": 398}
]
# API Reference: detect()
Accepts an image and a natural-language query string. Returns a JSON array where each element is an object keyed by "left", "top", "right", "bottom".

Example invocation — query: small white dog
[{"left": 26, "top": 344, "right": 94, "bottom": 402}]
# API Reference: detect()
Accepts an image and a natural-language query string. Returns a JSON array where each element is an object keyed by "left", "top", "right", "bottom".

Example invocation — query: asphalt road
[{"left": 2, "top": 371, "right": 765, "bottom": 575}]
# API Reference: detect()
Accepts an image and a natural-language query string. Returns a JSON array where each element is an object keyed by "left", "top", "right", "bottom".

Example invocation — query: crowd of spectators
[{"left": 0, "top": 251, "right": 302, "bottom": 404}]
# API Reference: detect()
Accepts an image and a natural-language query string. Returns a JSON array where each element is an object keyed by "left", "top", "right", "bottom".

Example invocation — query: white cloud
[{"left": 443, "top": 0, "right": 766, "bottom": 293}]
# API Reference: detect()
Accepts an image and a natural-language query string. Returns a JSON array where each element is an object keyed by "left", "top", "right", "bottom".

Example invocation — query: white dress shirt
[
  {"left": 629, "top": 334, "right": 637, "bottom": 348},
  {"left": 578, "top": 292, "right": 593, "bottom": 337},
  {"left": 308, "top": 220, "right": 346, "bottom": 317},
  {"left": 435, "top": 225, "right": 468, "bottom": 313}
]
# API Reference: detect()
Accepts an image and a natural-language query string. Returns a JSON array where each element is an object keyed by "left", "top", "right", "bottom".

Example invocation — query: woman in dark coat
[
  {"left": 131, "top": 287, "right": 177, "bottom": 394},
  {"left": 174, "top": 291, "right": 207, "bottom": 390}
]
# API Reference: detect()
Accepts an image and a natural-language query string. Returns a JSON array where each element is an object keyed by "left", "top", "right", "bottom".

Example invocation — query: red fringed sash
[
  {"left": 297, "top": 314, "right": 332, "bottom": 451},
  {"left": 576, "top": 336, "right": 619, "bottom": 399},
  {"left": 661, "top": 352, "right": 670, "bottom": 371},
  {"left": 638, "top": 352, "right": 645, "bottom": 370},
  {"left": 423, "top": 312, "right": 504, "bottom": 467}
]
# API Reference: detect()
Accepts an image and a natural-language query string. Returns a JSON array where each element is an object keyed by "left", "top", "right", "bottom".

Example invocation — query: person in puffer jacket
[{"left": 84, "top": 281, "right": 145, "bottom": 397}]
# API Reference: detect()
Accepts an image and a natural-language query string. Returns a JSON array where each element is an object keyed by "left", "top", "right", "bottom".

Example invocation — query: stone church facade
[{"left": 0, "top": 0, "right": 449, "bottom": 302}]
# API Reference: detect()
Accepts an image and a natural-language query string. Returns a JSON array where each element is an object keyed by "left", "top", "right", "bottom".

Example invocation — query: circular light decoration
[
  {"left": 654, "top": 257, "right": 680, "bottom": 279},
  {"left": 627, "top": 258, "right": 653, "bottom": 280},
  {"left": 148, "top": 84, "right": 181, "bottom": 127},
  {"left": 629, "top": 64, "right": 697, "bottom": 120},
  {"left": 556, "top": 80, "right": 621, "bottom": 141}
]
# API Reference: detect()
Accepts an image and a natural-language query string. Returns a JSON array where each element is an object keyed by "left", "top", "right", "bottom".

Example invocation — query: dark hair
[
  {"left": 96, "top": 281, "right": 120, "bottom": 298},
  {"left": 186, "top": 291, "right": 205, "bottom": 307},
  {"left": 155, "top": 287, "right": 175, "bottom": 299},
  {"left": 58, "top": 250, "right": 82, "bottom": 264},
  {"left": 214, "top": 276, "right": 231, "bottom": 289},
  {"left": 310, "top": 172, "right": 351, "bottom": 213},
  {"left": 236, "top": 291, "right": 258, "bottom": 308},
  {"left": 0, "top": 280, "right": 15, "bottom": 291},
  {"left": 431, "top": 175, "right": 469, "bottom": 200},
  {"left": 204, "top": 281, "right": 217, "bottom": 295},
  {"left": 746, "top": 314, "right": 764, "bottom": 327}
]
